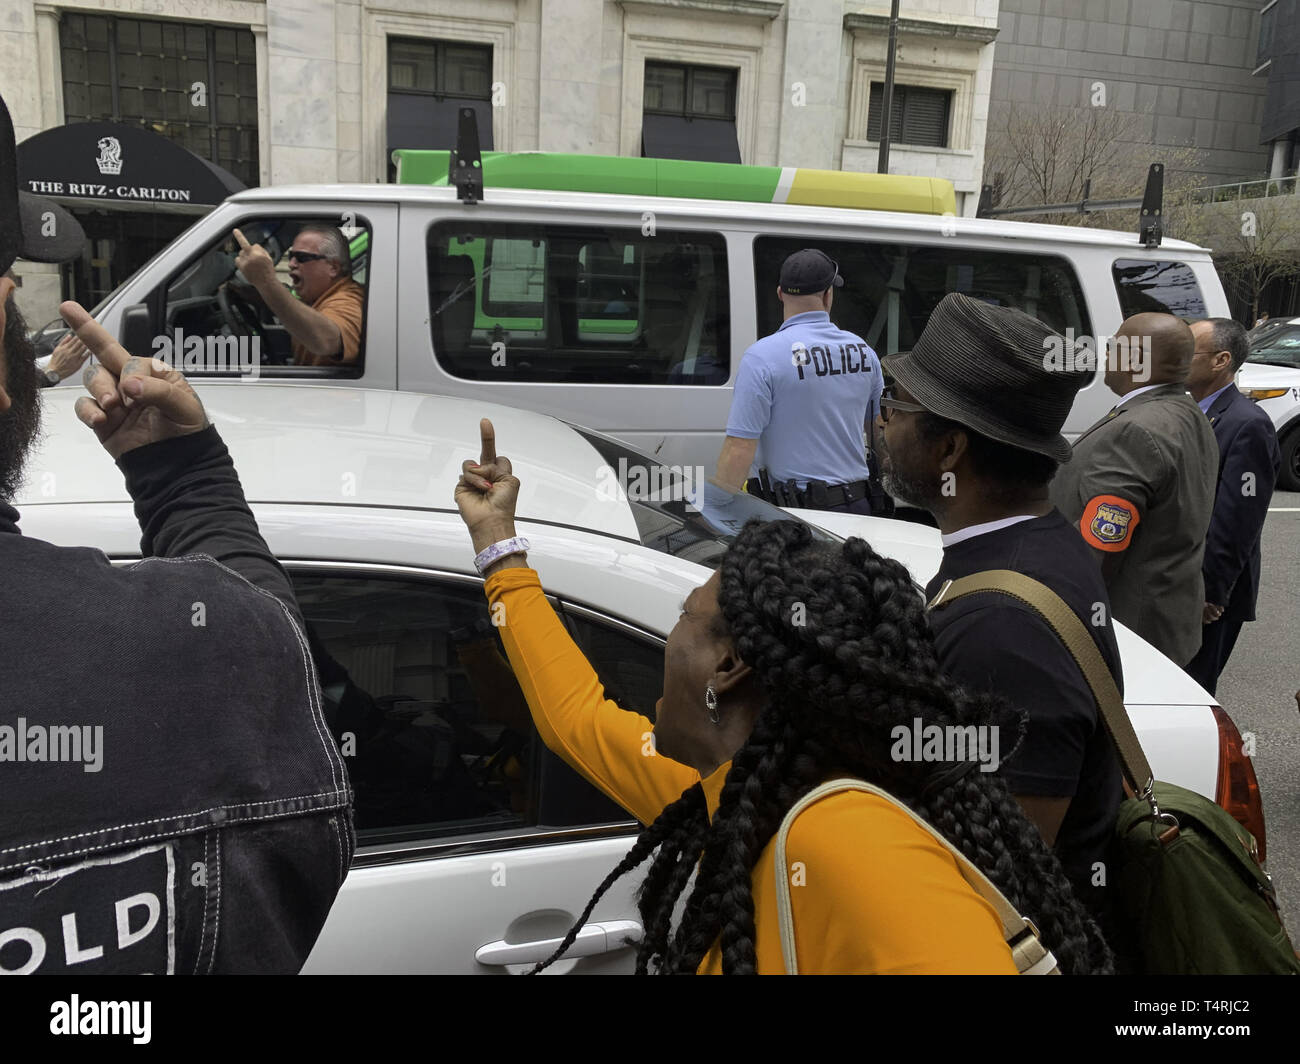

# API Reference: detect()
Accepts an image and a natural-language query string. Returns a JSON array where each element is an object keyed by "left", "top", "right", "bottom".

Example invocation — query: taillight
[{"left": 1212, "top": 705, "right": 1266, "bottom": 864}]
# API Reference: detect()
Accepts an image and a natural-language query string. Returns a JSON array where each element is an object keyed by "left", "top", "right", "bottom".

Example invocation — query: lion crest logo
[{"left": 95, "top": 136, "right": 123, "bottom": 176}]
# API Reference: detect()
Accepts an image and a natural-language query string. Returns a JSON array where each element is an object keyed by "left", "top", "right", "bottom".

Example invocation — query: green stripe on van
[
  {"left": 394, "top": 151, "right": 955, "bottom": 214},
  {"left": 395, "top": 151, "right": 783, "bottom": 204}
]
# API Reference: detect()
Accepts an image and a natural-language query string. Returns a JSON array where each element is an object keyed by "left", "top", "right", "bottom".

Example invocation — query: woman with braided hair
[{"left": 457, "top": 419, "right": 1113, "bottom": 975}]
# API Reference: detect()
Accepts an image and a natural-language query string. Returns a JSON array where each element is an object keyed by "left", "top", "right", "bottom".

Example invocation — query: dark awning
[
  {"left": 641, "top": 114, "right": 742, "bottom": 164},
  {"left": 16, "top": 120, "right": 247, "bottom": 211}
]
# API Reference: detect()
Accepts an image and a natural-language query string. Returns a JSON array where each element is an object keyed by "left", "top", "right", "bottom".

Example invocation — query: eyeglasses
[
  {"left": 286, "top": 250, "right": 330, "bottom": 264},
  {"left": 879, "top": 387, "right": 926, "bottom": 423}
]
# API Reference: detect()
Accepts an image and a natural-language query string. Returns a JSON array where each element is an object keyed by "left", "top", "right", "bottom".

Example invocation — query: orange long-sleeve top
[{"left": 486, "top": 566, "right": 1017, "bottom": 975}]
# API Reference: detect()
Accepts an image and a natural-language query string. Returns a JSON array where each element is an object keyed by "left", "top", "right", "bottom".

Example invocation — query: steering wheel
[
  {"left": 217, "top": 283, "right": 261, "bottom": 339},
  {"left": 216, "top": 283, "right": 289, "bottom": 366}
]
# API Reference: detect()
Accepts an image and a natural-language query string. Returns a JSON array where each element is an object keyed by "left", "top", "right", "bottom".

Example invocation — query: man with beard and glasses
[
  {"left": 0, "top": 92, "right": 352, "bottom": 974},
  {"left": 875, "top": 293, "right": 1122, "bottom": 928}
]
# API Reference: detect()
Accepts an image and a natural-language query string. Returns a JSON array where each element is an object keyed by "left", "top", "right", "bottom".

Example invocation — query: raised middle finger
[
  {"left": 60, "top": 301, "right": 133, "bottom": 377},
  {"left": 82, "top": 361, "right": 121, "bottom": 411}
]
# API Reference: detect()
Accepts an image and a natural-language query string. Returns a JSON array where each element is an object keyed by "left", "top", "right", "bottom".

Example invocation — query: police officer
[{"left": 714, "top": 249, "right": 884, "bottom": 513}]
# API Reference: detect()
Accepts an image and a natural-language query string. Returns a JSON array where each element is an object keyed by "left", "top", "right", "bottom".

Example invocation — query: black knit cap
[
  {"left": 1, "top": 92, "right": 85, "bottom": 275},
  {"left": 882, "top": 293, "right": 1090, "bottom": 464}
]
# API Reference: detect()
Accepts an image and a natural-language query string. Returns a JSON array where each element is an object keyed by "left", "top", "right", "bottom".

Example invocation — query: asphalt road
[{"left": 1216, "top": 489, "right": 1300, "bottom": 936}]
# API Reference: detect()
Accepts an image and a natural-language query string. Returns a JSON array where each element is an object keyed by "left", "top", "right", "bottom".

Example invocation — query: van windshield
[
  {"left": 1247, "top": 325, "right": 1300, "bottom": 368},
  {"left": 570, "top": 426, "right": 840, "bottom": 569}
]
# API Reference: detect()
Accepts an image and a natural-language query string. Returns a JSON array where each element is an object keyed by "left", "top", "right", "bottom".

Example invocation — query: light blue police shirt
[{"left": 725, "top": 311, "right": 881, "bottom": 487}]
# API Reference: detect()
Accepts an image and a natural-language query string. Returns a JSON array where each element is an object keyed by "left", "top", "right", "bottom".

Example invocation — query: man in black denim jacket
[{"left": 0, "top": 99, "right": 353, "bottom": 974}]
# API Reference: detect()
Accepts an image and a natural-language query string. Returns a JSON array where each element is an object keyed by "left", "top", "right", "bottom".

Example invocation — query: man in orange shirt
[{"left": 233, "top": 224, "right": 364, "bottom": 366}]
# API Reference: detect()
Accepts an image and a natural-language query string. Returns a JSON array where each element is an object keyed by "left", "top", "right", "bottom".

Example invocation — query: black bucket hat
[
  {"left": 1, "top": 92, "right": 86, "bottom": 275},
  {"left": 883, "top": 293, "right": 1090, "bottom": 464}
]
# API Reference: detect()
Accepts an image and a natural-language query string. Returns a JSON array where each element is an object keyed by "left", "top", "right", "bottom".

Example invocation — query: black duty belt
[{"left": 745, "top": 475, "right": 871, "bottom": 510}]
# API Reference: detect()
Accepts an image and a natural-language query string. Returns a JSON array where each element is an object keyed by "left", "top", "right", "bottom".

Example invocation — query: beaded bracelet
[{"left": 474, "top": 536, "right": 531, "bottom": 575}]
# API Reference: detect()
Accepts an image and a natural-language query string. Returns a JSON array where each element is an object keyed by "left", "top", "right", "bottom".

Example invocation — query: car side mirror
[{"left": 118, "top": 303, "right": 153, "bottom": 359}]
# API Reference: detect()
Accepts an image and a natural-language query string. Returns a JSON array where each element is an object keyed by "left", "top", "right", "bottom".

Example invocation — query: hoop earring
[{"left": 705, "top": 684, "right": 720, "bottom": 725}]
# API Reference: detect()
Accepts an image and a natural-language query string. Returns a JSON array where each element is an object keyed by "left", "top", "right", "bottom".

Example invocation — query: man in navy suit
[{"left": 1185, "top": 318, "right": 1281, "bottom": 694}]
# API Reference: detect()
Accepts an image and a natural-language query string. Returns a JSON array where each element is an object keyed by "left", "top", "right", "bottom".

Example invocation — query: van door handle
[{"left": 475, "top": 920, "right": 643, "bottom": 966}]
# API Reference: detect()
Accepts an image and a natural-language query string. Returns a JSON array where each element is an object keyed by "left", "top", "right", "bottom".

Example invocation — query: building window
[
  {"left": 867, "top": 83, "right": 952, "bottom": 148},
  {"left": 641, "top": 62, "right": 741, "bottom": 163},
  {"left": 59, "top": 13, "right": 259, "bottom": 187},
  {"left": 387, "top": 38, "right": 493, "bottom": 181},
  {"left": 1257, "top": 1, "right": 1276, "bottom": 68}
]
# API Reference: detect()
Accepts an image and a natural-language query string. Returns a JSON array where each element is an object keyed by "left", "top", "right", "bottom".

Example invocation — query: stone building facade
[
  {"left": 989, "top": 0, "right": 1273, "bottom": 185},
  {"left": 0, "top": 0, "right": 1004, "bottom": 323}
]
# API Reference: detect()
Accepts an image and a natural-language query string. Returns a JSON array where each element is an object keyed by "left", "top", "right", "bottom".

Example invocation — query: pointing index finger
[
  {"left": 479, "top": 418, "right": 497, "bottom": 467},
  {"left": 233, "top": 228, "right": 251, "bottom": 250}
]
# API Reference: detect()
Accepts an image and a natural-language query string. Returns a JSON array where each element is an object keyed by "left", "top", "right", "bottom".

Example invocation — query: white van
[{"left": 61, "top": 168, "right": 1230, "bottom": 474}]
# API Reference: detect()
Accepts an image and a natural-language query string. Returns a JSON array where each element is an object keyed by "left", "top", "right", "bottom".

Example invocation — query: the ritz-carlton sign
[
  {"left": 24, "top": 179, "right": 193, "bottom": 202},
  {"left": 25, "top": 136, "right": 192, "bottom": 202}
]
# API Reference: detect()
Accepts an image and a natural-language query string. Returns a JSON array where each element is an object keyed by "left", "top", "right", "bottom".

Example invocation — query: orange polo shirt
[
  {"left": 485, "top": 566, "right": 1017, "bottom": 975},
  {"left": 291, "top": 277, "right": 365, "bottom": 366}
]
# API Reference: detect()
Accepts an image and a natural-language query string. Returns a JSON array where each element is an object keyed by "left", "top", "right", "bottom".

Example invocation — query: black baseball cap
[
  {"left": 0, "top": 92, "right": 85, "bottom": 276},
  {"left": 779, "top": 249, "right": 844, "bottom": 295}
]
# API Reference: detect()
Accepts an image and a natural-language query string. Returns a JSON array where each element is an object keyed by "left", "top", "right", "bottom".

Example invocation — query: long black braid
[{"left": 531, "top": 519, "right": 1113, "bottom": 975}]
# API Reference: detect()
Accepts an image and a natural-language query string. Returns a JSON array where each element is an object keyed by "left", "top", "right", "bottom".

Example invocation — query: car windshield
[
  {"left": 1247, "top": 325, "right": 1300, "bottom": 368},
  {"left": 570, "top": 426, "right": 840, "bottom": 569}
]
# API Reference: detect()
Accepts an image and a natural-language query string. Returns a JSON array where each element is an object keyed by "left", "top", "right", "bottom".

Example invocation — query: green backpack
[{"left": 930, "top": 570, "right": 1300, "bottom": 976}]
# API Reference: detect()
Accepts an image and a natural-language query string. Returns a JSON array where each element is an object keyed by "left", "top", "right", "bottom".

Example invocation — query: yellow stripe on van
[
  {"left": 783, "top": 168, "right": 957, "bottom": 217},
  {"left": 395, "top": 149, "right": 957, "bottom": 217}
]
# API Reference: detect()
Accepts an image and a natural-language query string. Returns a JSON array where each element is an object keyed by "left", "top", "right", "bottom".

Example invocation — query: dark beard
[
  {"left": 881, "top": 466, "right": 942, "bottom": 513},
  {"left": 0, "top": 295, "right": 43, "bottom": 501}
]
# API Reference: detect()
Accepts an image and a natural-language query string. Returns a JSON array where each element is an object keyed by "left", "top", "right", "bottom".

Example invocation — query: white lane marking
[{"left": 1268, "top": 507, "right": 1300, "bottom": 512}]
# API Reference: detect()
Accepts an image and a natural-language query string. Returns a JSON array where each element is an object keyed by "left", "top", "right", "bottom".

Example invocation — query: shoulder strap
[
  {"left": 773, "top": 777, "right": 1059, "bottom": 975},
  {"left": 927, "top": 570, "right": 1153, "bottom": 793}
]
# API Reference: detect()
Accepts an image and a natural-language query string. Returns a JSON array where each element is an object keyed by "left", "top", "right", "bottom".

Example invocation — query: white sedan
[
  {"left": 1239, "top": 316, "right": 1300, "bottom": 491},
  {"left": 15, "top": 384, "right": 1264, "bottom": 974}
]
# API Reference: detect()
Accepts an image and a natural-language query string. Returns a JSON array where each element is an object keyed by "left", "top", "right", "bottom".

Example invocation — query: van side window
[
  {"left": 427, "top": 222, "right": 730, "bottom": 384},
  {"left": 1112, "top": 259, "right": 1207, "bottom": 319},
  {"left": 155, "top": 216, "right": 370, "bottom": 378},
  {"left": 753, "top": 237, "right": 1090, "bottom": 358}
]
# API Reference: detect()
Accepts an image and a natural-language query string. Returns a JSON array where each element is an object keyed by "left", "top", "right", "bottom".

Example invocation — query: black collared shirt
[{"left": 926, "top": 509, "right": 1123, "bottom": 917}]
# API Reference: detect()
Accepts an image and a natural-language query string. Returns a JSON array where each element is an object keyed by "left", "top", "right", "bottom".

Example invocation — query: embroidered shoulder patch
[{"left": 1080, "top": 495, "right": 1140, "bottom": 552}]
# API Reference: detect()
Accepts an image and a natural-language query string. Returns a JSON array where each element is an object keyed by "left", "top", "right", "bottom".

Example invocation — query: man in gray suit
[{"left": 1050, "top": 313, "right": 1217, "bottom": 666}]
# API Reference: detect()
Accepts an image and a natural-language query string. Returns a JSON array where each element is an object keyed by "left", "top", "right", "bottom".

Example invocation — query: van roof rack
[
  {"left": 396, "top": 111, "right": 957, "bottom": 217},
  {"left": 976, "top": 163, "right": 1165, "bottom": 247}
]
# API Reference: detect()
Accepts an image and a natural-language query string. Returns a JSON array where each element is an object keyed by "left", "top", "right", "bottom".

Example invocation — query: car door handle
[{"left": 475, "top": 920, "right": 644, "bottom": 966}]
